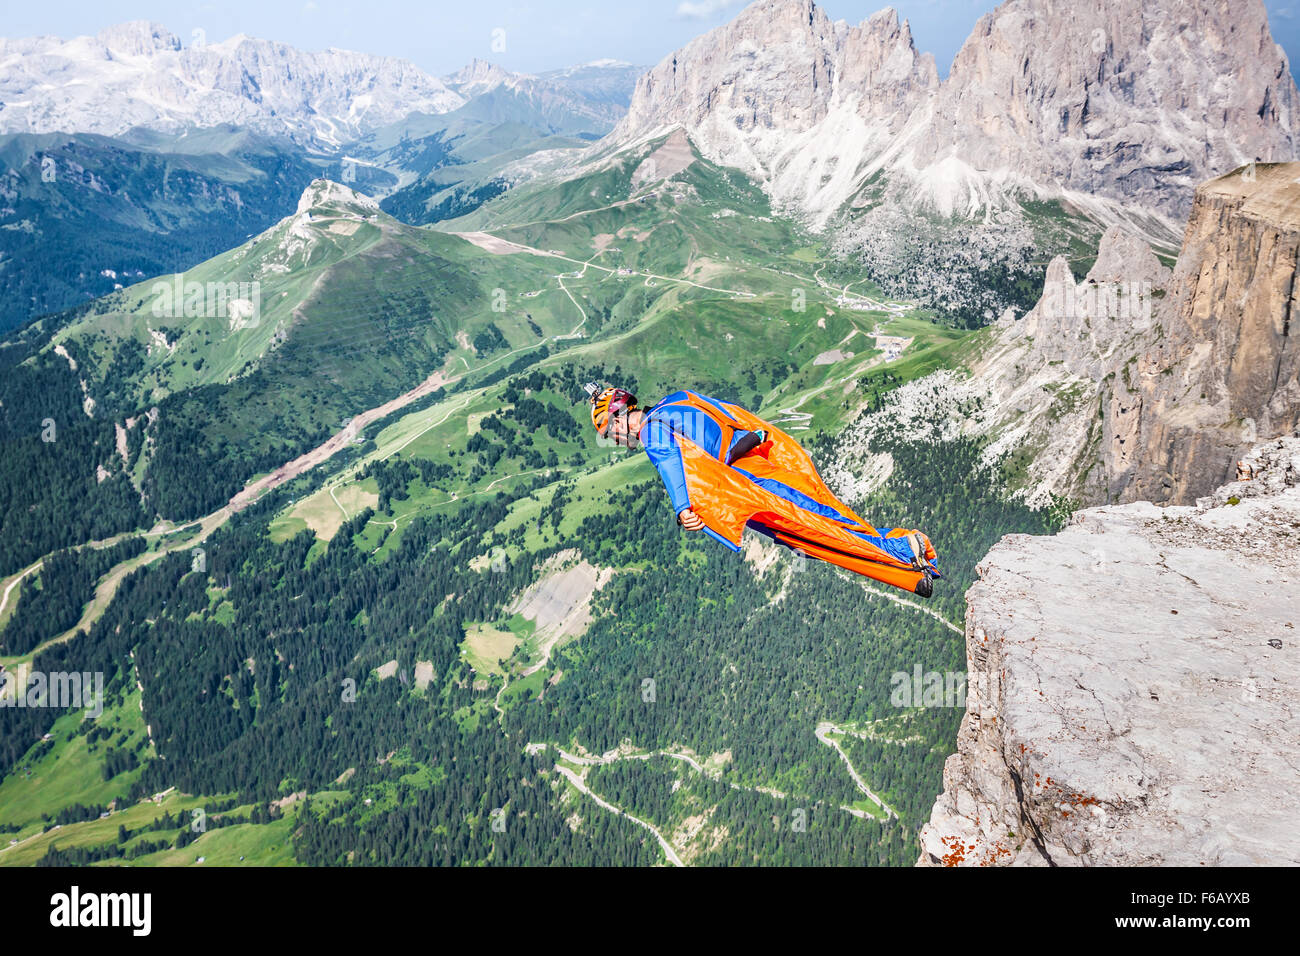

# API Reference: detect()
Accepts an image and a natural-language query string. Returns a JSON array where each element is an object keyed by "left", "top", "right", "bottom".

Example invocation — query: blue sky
[{"left": 5, "top": 0, "right": 1298, "bottom": 80}]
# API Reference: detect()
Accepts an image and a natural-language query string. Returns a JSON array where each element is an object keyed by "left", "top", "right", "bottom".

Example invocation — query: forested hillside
[{"left": 1, "top": 130, "right": 1061, "bottom": 866}]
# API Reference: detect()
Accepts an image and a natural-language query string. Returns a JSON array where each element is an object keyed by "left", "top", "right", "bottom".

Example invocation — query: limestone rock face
[
  {"left": 956, "top": 224, "right": 1171, "bottom": 507},
  {"left": 608, "top": 1, "right": 938, "bottom": 226},
  {"left": 907, "top": 0, "right": 1296, "bottom": 220},
  {"left": 1115, "top": 162, "right": 1300, "bottom": 504},
  {"left": 618, "top": 2, "right": 937, "bottom": 140},
  {"left": 606, "top": 0, "right": 1296, "bottom": 228},
  {"left": 918, "top": 433, "right": 1300, "bottom": 866},
  {"left": 963, "top": 161, "right": 1300, "bottom": 509}
]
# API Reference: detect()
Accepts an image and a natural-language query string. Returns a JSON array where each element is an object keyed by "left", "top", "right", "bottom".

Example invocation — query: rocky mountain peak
[
  {"left": 618, "top": 0, "right": 839, "bottom": 142},
  {"left": 942, "top": 158, "right": 1300, "bottom": 511},
  {"left": 95, "top": 20, "right": 181, "bottom": 58},
  {"left": 908, "top": 0, "right": 1297, "bottom": 221},
  {"left": 993, "top": 224, "right": 1170, "bottom": 384},
  {"left": 841, "top": 6, "right": 938, "bottom": 125},
  {"left": 606, "top": 0, "right": 1296, "bottom": 229},
  {"left": 445, "top": 58, "right": 519, "bottom": 94},
  {"left": 608, "top": 0, "right": 937, "bottom": 225},
  {"left": 1085, "top": 226, "right": 1171, "bottom": 287},
  {"left": 295, "top": 179, "right": 380, "bottom": 217}
]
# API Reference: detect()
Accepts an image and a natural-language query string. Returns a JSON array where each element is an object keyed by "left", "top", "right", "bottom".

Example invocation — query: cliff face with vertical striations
[
  {"left": 918, "top": 434, "right": 1300, "bottom": 866},
  {"left": 957, "top": 224, "right": 1173, "bottom": 508},
  {"left": 904, "top": 0, "right": 1296, "bottom": 221},
  {"left": 943, "top": 161, "right": 1300, "bottom": 510},
  {"left": 1109, "top": 162, "right": 1300, "bottom": 505}
]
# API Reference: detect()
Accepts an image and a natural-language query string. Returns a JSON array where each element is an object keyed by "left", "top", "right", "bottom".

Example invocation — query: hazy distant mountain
[
  {"left": 443, "top": 58, "right": 643, "bottom": 136},
  {"left": 536, "top": 60, "right": 646, "bottom": 110},
  {"left": 0, "top": 20, "right": 465, "bottom": 146},
  {"left": 353, "top": 59, "right": 645, "bottom": 224}
]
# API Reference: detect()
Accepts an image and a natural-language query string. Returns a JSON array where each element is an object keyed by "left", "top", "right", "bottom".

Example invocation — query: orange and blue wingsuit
[{"left": 592, "top": 385, "right": 941, "bottom": 597}]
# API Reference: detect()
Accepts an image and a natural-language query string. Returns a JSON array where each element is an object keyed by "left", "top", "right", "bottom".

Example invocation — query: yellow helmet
[{"left": 584, "top": 382, "right": 637, "bottom": 436}]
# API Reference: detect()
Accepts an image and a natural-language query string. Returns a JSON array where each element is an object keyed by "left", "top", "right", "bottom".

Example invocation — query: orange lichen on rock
[
  {"left": 978, "top": 840, "right": 1014, "bottom": 866},
  {"left": 939, "top": 834, "right": 975, "bottom": 867}
]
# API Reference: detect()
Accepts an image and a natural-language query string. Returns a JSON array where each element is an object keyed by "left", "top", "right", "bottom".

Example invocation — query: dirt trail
[
  {"left": 15, "top": 510, "right": 226, "bottom": 663},
  {"left": 854, "top": 575, "right": 962, "bottom": 634},
  {"left": 532, "top": 735, "right": 900, "bottom": 863},
  {"left": 453, "top": 231, "right": 755, "bottom": 298},
  {"left": 0, "top": 562, "right": 42, "bottom": 619},
  {"left": 555, "top": 764, "right": 684, "bottom": 867},
  {"left": 453, "top": 232, "right": 547, "bottom": 256},
  {"left": 229, "top": 367, "right": 454, "bottom": 511},
  {"left": 0, "top": 523, "right": 197, "bottom": 622},
  {"left": 9, "top": 361, "right": 471, "bottom": 665}
]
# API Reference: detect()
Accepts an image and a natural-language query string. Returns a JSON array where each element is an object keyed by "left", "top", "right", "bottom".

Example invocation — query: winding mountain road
[
  {"left": 556, "top": 764, "right": 684, "bottom": 866},
  {"left": 815, "top": 721, "right": 899, "bottom": 820}
]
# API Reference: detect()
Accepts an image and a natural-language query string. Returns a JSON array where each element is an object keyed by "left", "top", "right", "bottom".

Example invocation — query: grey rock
[
  {"left": 908, "top": 0, "right": 1296, "bottom": 221},
  {"left": 605, "top": 1, "right": 937, "bottom": 227},
  {"left": 918, "top": 435, "right": 1300, "bottom": 866},
  {"left": 1116, "top": 163, "right": 1300, "bottom": 504},
  {"left": 605, "top": 0, "right": 1296, "bottom": 229},
  {"left": 962, "top": 162, "right": 1300, "bottom": 510}
]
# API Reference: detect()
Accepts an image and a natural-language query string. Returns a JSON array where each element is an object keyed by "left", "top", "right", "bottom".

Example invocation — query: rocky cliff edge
[{"left": 918, "top": 433, "right": 1300, "bottom": 866}]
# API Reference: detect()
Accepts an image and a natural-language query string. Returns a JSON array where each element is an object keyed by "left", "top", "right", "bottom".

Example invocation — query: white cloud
[{"left": 676, "top": 0, "right": 743, "bottom": 20}]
